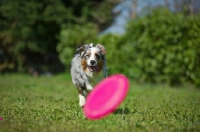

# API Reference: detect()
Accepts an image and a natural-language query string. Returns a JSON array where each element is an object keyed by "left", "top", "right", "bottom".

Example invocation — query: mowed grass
[{"left": 0, "top": 74, "right": 200, "bottom": 132}]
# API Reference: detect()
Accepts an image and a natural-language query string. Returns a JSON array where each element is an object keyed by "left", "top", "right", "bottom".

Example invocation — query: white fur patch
[
  {"left": 86, "top": 47, "right": 100, "bottom": 66},
  {"left": 79, "top": 94, "right": 86, "bottom": 107},
  {"left": 86, "top": 83, "right": 93, "bottom": 91}
]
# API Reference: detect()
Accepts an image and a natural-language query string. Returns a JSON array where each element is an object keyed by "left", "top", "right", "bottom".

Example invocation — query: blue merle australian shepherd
[{"left": 70, "top": 43, "right": 108, "bottom": 107}]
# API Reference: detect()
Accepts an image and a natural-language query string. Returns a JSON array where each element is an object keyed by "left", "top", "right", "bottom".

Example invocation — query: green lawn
[{"left": 0, "top": 74, "right": 200, "bottom": 132}]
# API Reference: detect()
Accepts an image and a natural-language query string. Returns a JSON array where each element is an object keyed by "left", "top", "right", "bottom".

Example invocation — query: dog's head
[{"left": 77, "top": 43, "right": 106, "bottom": 73}]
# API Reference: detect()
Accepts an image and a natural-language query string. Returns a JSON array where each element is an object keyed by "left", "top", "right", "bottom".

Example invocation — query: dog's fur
[{"left": 70, "top": 43, "right": 108, "bottom": 107}]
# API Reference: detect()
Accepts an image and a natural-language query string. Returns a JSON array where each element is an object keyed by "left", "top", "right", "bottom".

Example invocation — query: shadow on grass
[{"left": 113, "top": 107, "right": 130, "bottom": 115}]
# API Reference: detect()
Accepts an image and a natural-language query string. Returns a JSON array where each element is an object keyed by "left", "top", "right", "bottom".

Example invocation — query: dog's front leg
[
  {"left": 85, "top": 83, "right": 93, "bottom": 93},
  {"left": 77, "top": 88, "right": 86, "bottom": 107}
]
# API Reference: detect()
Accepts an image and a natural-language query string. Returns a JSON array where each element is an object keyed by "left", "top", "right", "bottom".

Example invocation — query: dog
[{"left": 70, "top": 43, "right": 108, "bottom": 107}]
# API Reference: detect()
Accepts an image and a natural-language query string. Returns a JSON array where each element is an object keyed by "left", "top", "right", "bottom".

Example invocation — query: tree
[{"left": 0, "top": 0, "right": 116, "bottom": 74}]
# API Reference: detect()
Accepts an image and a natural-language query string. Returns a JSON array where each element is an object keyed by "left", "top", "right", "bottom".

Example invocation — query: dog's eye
[
  {"left": 84, "top": 54, "right": 90, "bottom": 59},
  {"left": 95, "top": 54, "right": 100, "bottom": 60}
]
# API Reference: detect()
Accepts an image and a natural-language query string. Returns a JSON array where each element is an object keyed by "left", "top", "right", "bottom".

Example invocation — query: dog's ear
[
  {"left": 96, "top": 44, "right": 106, "bottom": 55},
  {"left": 76, "top": 45, "right": 86, "bottom": 53},
  {"left": 76, "top": 45, "right": 87, "bottom": 58},
  {"left": 77, "top": 44, "right": 92, "bottom": 58},
  {"left": 77, "top": 43, "right": 93, "bottom": 53}
]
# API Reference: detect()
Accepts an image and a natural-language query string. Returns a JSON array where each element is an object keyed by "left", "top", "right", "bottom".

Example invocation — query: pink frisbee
[{"left": 84, "top": 74, "right": 129, "bottom": 120}]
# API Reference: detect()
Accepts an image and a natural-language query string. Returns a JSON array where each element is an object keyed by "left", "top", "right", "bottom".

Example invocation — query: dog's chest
[{"left": 86, "top": 70, "right": 104, "bottom": 86}]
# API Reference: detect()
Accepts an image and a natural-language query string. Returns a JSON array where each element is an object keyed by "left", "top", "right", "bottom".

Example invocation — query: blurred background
[{"left": 0, "top": 0, "right": 200, "bottom": 87}]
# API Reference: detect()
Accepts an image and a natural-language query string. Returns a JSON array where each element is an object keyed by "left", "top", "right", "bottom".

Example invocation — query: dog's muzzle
[
  {"left": 88, "top": 60, "right": 98, "bottom": 72},
  {"left": 88, "top": 66, "right": 98, "bottom": 72}
]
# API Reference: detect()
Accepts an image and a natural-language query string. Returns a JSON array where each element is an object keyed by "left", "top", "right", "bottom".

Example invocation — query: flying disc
[{"left": 84, "top": 74, "right": 129, "bottom": 120}]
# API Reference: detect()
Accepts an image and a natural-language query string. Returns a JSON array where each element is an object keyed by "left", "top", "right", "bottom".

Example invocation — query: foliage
[
  {"left": 0, "top": 0, "right": 115, "bottom": 72},
  {"left": 0, "top": 74, "right": 200, "bottom": 132},
  {"left": 58, "top": 8, "right": 200, "bottom": 87},
  {"left": 125, "top": 8, "right": 200, "bottom": 86},
  {"left": 0, "top": 0, "right": 70, "bottom": 71}
]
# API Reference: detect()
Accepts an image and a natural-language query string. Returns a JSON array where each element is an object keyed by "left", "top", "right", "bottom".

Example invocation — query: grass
[{"left": 0, "top": 73, "right": 200, "bottom": 132}]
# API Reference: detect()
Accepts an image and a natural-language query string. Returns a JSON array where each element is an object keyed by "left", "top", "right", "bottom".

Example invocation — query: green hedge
[
  {"left": 58, "top": 8, "right": 200, "bottom": 87},
  {"left": 125, "top": 8, "right": 200, "bottom": 86}
]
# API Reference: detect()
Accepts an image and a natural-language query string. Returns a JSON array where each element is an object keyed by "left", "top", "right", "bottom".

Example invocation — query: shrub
[
  {"left": 125, "top": 8, "right": 200, "bottom": 86},
  {"left": 57, "top": 8, "right": 200, "bottom": 87}
]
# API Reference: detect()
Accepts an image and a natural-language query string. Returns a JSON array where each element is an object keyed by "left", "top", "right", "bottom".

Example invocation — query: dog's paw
[
  {"left": 79, "top": 94, "right": 86, "bottom": 107},
  {"left": 86, "top": 83, "right": 93, "bottom": 91}
]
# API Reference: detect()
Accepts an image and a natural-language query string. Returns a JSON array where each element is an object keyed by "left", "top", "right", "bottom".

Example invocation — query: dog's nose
[{"left": 90, "top": 60, "right": 96, "bottom": 65}]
